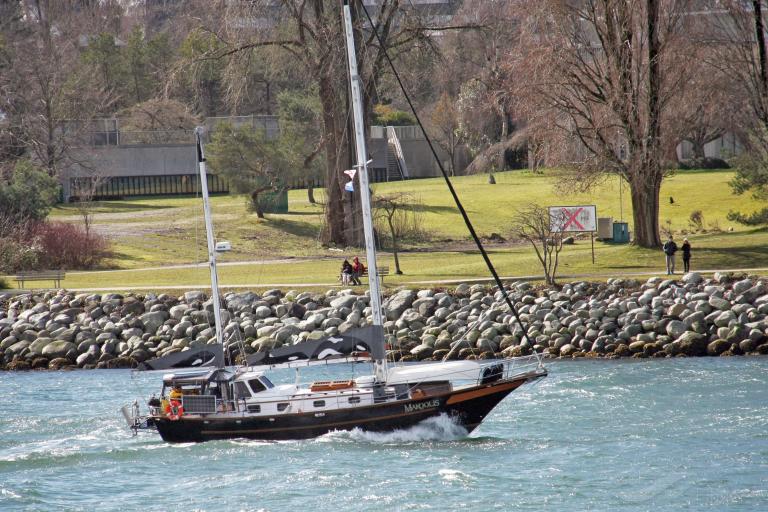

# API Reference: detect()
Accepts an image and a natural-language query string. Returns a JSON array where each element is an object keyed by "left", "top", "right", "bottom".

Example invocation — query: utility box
[
  {"left": 612, "top": 222, "right": 630, "bottom": 243},
  {"left": 597, "top": 217, "right": 613, "bottom": 240},
  {"left": 215, "top": 241, "right": 232, "bottom": 252},
  {"left": 258, "top": 189, "right": 289, "bottom": 213}
]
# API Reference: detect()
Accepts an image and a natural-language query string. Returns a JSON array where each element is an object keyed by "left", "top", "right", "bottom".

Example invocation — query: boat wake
[{"left": 321, "top": 414, "right": 469, "bottom": 444}]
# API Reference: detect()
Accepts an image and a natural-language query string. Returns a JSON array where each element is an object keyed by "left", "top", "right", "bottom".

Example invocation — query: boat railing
[
  {"left": 471, "top": 356, "right": 545, "bottom": 387},
  {"left": 395, "top": 355, "right": 545, "bottom": 394},
  {"left": 499, "top": 354, "right": 545, "bottom": 380}
]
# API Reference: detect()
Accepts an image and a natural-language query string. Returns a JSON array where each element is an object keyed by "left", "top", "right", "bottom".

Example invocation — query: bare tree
[
  {"left": 71, "top": 174, "right": 107, "bottom": 238},
  {"left": 0, "top": 1, "right": 118, "bottom": 177},
  {"left": 373, "top": 192, "right": 424, "bottom": 275},
  {"left": 427, "top": 92, "right": 465, "bottom": 175},
  {"left": 179, "top": 1, "right": 459, "bottom": 247},
  {"left": 450, "top": 1, "right": 520, "bottom": 179},
  {"left": 703, "top": 1, "right": 768, "bottom": 135},
  {"left": 511, "top": 0, "right": 692, "bottom": 248},
  {"left": 511, "top": 203, "right": 568, "bottom": 286}
]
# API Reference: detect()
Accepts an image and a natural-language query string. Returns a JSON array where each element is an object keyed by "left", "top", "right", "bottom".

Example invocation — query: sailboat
[{"left": 122, "top": 2, "right": 546, "bottom": 443}]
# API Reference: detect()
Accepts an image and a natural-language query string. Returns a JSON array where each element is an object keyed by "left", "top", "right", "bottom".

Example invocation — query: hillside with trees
[{"left": 1, "top": 0, "right": 766, "bottom": 273}]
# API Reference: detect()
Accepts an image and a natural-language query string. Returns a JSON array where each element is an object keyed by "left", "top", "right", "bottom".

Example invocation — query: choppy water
[{"left": 1, "top": 358, "right": 766, "bottom": 512}]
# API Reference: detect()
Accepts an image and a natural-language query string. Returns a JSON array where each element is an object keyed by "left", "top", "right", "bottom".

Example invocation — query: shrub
[
  {"left": 372, "top": 104, "right": 416, "bottom": 126},
  {"left": 0, "top": 237, "right": 39, "bottom": 273},
  {"left": 727, "top": 208, "right": 768, "bottom": 226},
  {"left": 0, "top": 159, "right": 59, "bottom": 224},
  {"left": 0, "top": 277, "right": 9, "bottom": 290},
  {"left": 31, "top": 221, "right": 109, "bottom": 270},
  {"left": 678, "top": 157, "right": 730, "bottom": 170},
  {"left": 689, "top": 210, "right": 704, "bottom": 232},
  {"left": 0, "top": 217, "right": 40, "bottom": 273}
]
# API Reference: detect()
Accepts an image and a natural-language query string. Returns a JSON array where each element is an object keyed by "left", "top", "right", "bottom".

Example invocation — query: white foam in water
[
  {"left": 322, "top": 413, "right": 469, "bottom": 444},
  {"left": 438, "top": 469, "right": 474, "bottom": 482}
]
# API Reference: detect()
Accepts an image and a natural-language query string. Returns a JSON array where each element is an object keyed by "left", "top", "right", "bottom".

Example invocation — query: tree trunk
[
  {"left": 318, "top": 72, "right": 347, "bottom": 245},
  {"left": 387, "top": 216, "right": 402, "bottom": 274},
  {"left": 629, "top": 174, "right": 662, "bottom": 248},
  {"left": 691, "top": 139, "right": 706, "bottom": 160},
  {"left": 754, "top": 0, "right": 768, "bottom": 102},
  {"left": 250, "top": 190, "right": 265, "bottom": 219},
  {"left": 307, "top": 185, "right": 316, "bottom": 204}
]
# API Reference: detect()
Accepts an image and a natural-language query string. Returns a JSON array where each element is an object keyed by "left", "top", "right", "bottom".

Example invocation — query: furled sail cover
[
  {"left": 137, "top": 344, "right": 224, "bottom": 371},
  {"left": 246, "top": 326, "right": 385, "bottom": 366}
]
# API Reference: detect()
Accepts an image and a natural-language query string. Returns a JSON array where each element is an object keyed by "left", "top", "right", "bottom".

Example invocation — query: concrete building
[
  {"left": 61, "top": 116, "right": 279, "bottom": 201},
  {"left": 59, "top": 117, "right": 451, "bottom": 201}
]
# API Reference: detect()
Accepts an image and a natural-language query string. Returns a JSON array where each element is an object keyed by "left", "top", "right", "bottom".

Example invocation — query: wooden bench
[
  {"left": 362, "top": 266, "right": 390, "bottom": 283},
  {"left": 14, "top": 270, "right": 65, "bottom": 289}
]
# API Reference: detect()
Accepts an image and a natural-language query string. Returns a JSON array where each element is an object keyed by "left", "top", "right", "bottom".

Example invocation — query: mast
[
  {"left": 194, "top": 127, "right": 225, "bottom": 364},
  {"left": 342, "top": 2, "right": 388, "bottom": 383}
]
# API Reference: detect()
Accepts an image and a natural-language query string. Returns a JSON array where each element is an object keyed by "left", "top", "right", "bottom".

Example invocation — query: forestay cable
[{"left": 355, "top": 0, "right": 541, "bottom": 364}]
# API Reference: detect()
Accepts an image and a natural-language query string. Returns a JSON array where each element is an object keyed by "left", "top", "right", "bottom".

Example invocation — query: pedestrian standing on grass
[
  {"left": 682, "top": 238, "right": 691, "bottom": 273},
  {"left": 662, "top": 235, "right": 678, "bottom": 275}
]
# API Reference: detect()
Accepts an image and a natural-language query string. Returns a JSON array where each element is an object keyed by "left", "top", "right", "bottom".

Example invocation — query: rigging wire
[{"left": 355, "top": 0, "right": 541, "bottom": 365}]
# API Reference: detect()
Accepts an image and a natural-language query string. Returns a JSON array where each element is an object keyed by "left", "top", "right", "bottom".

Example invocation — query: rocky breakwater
[{"left": 1, "top": 272, "right": 768, "bottom": 371}]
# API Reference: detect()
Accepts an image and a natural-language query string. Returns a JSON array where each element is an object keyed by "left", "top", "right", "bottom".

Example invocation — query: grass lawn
[
  {"left": 42, "top": 226, "right": 768, "bottom": 291},
  {"left": 9, "top": 167, "right": 765, "bottom": 292}
]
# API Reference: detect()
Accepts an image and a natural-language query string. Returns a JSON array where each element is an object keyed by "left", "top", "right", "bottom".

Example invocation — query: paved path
[
  {"left": 49, "top": 266, "right": 768, "bottom": 292},
  {"left": 63, "top": 257, "right": 321, "bottom": 276}
]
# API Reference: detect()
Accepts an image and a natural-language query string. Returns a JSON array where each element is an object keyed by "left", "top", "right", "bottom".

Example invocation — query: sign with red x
[{"left": 549, "top": 205, "right": 597, "bottom": 232}]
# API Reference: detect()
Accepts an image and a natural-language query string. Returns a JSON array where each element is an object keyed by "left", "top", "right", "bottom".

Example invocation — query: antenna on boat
[
  {"left": 195, "top": 126, "right": 225, "bottom": 366},
  {"left": 342, "top": 2, "right": 388, "bottom": 383}
]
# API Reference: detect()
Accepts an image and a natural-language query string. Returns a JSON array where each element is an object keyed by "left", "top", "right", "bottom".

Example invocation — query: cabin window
[
  {"left": 247, "top": 404, "right": 261, "bottom": 413},
  {"left": 313, "top": 400, "right": 326, "bottom": 408},
  {"left": 277, "top": 403, "right": 290, "bottom": 412},
  {"left": 249, "top": 379, "right": 266, "bottom": 394},
  {"left": 348, "top": 396, "right": 361, "bottom": 404},
  {"left": 260, "top": 376, "right": 275, "bottom": 389},
  {"left": 234, "top": 382, "right": 251, "bottom": 398}
]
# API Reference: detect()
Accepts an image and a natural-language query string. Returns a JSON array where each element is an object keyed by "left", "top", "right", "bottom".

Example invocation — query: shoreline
[{"left": 2, "top": 271, "right": 767, "bottom": 371}]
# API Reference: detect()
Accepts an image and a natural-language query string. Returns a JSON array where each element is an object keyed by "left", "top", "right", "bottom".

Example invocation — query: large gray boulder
[
  {"left": 677, "top": 332, "right": 708, "bottom": 356},
  {"left": 707, "top": 339, "right": 731, "bottom": 356},
  {"left": 665, "top": 320, "right": 687, "bottom": 339},
  {"left": 227, "top": 292, "right": 259, "bottom": 310},
  {"left": 383, "top": 289, "right": 416, "bottom": 321},
  {"left": 708, "top": 297, "right": 731, "bottom": 311},
  {"left": 169, "top": 305, "right": 189, "bottom": 320},
  {"left": 410, "top": 344, "right": 434, "bottom": 360},
  {"left": 42, "top": 340, "right": 77, "bottom": 359},
  {"left": 330, "top": 295, "right": 358, "bottom": 310},
  {"left": 681, "top": 272, "right": 703, "bottom": 285},
  {"left": 140, "top": 311, "right": 168, "bottom": 334},
  {"left": 184, "top": 291, "right": 206, "bottom": 302},
  {"left": 28, "top": 337, "right": 53, "bottom": 357}
]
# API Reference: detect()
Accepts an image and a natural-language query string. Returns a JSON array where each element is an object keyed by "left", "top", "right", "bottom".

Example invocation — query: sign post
[{"left": 549, "top": 205, "right": 598, "bottom": 264}]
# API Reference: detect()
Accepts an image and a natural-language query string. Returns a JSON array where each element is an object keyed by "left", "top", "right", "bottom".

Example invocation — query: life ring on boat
[{"left": 166, "top": 399, "right": 184, "bottom": 421}]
